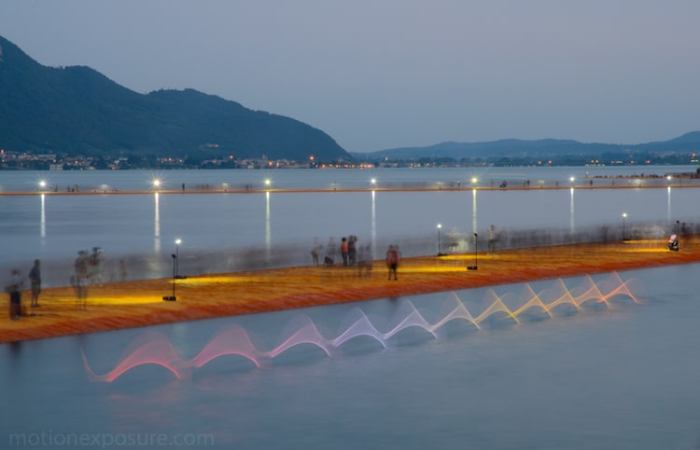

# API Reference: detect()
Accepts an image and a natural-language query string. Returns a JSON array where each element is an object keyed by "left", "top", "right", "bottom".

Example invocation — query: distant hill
[
  {"left": 0, "top": 36, "right": 350, "bottom": 161},
  {"left": 354, "top": 133, "right": 700, "bottom": 161}
]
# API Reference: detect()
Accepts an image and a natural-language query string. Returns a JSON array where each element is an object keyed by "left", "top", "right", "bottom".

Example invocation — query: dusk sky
[{"left": 1, "top": 0, "right": 699, "bottom": 153}]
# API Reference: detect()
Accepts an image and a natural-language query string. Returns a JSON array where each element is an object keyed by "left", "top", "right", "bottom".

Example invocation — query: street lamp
[
  {"left": 370, "top": 178, "right": 377, "bottom": 188},
  {"left": 174, "top": 238, "right": 185, "bottom": 279},
  {"left": 153, "top": 179, "right": 161, "bottom": 191},
  {"left": 467, "top": 233, "right": 478, "bottom": 270},
  {"left": 622, "top": 213, "right": 627, "bottom": 241},
  {"left": 437, "top": 223, "right": 444, "bottom": 256},
  {"left": 264, "top": 179, "right": 271, "bottom": 189},
  {"left": 39, "top": 180, "right": 47, "bottom": 191},
  {"left": 164, "top": 238, "right": 184, "bottom": 301}
]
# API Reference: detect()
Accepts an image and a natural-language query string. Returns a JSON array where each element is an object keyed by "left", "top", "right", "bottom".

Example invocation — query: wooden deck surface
[{"left": 2, "top": 238, "right": 698, "bottom": 343}]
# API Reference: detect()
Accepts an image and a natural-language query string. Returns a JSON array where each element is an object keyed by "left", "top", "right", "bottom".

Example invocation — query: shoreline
[{"left": 1, "top": 238, "right": 698, "bottom": 344}]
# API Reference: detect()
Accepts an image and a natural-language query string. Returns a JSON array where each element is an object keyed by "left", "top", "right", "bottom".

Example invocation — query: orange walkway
[{"left": 1, "top": 238, "right": 698, "bottom": 343}]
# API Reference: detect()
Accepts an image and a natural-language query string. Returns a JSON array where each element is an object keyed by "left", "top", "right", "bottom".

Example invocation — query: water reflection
[
  {"left": 84, "top": 272, "right": 643, "bottom": 382},
  {"left": 471, "top": 189, "right": 478, "bottom": 234},
  {"left": 154, "top": 193, "right": 160, "bottom": 254},
  {"left": 667, "top": 186, "right": 672, "bottom": 223},
  {"left": 40, "top": 193, "right": 46, "bottom": 240},
  {"left": 570, "top": 187, "right": 575, "bottom": 233},
  {"left": 371, "top": 190, "right": 376, "bottom": 259},
  {"left": 265, "top": 192, "right": 271, "bottom": 262}
]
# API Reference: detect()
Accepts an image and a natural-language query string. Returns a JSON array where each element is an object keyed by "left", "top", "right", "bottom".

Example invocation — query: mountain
[
  {"left": 355, "top": 134, "right": 700, "bottom": 161},
  {"left": 0, "top": 36, "right": 350, "bottom": 161}
]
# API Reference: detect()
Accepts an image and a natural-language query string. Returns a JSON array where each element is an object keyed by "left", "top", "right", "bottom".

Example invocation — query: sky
[{"left": 1, "top": 0, "right": 699, "bottom": 153}]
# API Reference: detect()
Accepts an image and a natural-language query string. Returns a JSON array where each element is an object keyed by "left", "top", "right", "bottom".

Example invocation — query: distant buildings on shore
[{"left": 0, "top": 148, "right": 698, "bottom": 171}]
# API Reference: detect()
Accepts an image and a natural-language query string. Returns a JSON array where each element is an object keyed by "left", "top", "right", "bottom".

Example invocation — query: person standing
[
  {"left": 340, "top": 237, "right": 349, "bottom": 267},
  {"left": 386, "top": 245, "right": 399, "bottom": 281},
  {"left": 325, "top": 237, "right": 336, "bottom": 266},
  {"left": 28, "top": 259, "right": 41, "bottom": 308},
  {"left": 488, "top": 224, "right": 497, "bottom": 254},
  {"left": 348, "top": 235, "right": 357, "bottom": 266},
  {"left": 310, "top": 238, "right": 321, "bottom": 266},
  {"left": 6, "top": 269, "right": 24, "bottom": 321},
  {"left": 74, "top": 250, "right": 89, "bottom": 309}
]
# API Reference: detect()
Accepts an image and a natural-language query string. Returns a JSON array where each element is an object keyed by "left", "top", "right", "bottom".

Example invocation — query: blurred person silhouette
[
  {"left": 340, "top": 237, "right": 349, "bottom": 266},
  {"left": 119, "top": 258, "right": 128, "bottom": 281},
  {"left": 28, "top": 259, "right": 41, "bottom": 308},
  {"left": 310, "top": 238, "right": 322, "bottom": 266},
  {"left": 89, "top": 247, "right": 104, "bottom": 286},
  {"left": 73, "top": 250, "right": 89, "bottom": 309},
  {"left": 6, "top": 269, "right": 25, "bottom": 321},
  {"left": 488, "top": 224, "right": 497, "bottom": 253},
  {"left": 348, "top": 235, "right": 358, "bottom": 266},
  {"left": 325, "top": 237, "right": 336, "bottom": 267},
  {"left": 357, "top": 243, "right": 366, "bottom": 277},
  {"left": 386, "top": 245, "right": 400, "bottom": 281},
  {"left": 364, "top": 244, "right": 373, "bottom": 278}
]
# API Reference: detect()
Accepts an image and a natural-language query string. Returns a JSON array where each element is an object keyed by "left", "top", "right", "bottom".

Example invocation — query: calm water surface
[
  {"left": 1, "top": 167, "right": 698, "bottom": 285},
  {"left": 1, "top": 167, "right": 699, "bottom": 449},
  {"left": 1, "top": 265, "right": 700, "bottom": 449}
]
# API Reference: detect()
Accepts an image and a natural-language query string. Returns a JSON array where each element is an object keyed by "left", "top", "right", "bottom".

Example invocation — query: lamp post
[
  {"left": 622, "top": 213, "right": 627, "bottom": 241},
  {"left": 437, "top": 223, "right": 443, "bottom": 256},
  {"left": 174, "top": 239, "right": 181, "bottom": 278},
  {"left": 467, "top": 233, "right": 478, "bottom": 270},
  {"left": 173, "top": 238, "right": 186, "bottom": 279},
  {"left": 164, "top": 238, "right": 183, "bottom": 301}
]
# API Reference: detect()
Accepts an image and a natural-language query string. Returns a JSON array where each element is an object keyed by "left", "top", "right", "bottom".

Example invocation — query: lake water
[
  {"left": 1, "top": 166, "right": 698, "bottom": 286},
  {"left": 2, "top": 266, "right": 700, "bottom": 449},
  {"left": 1, "top": 167, "right": 699, "bottom": 449}
]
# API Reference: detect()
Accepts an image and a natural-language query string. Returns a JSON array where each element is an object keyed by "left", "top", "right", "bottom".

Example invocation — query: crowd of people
[
  {"left": 5, "top": 247, "right": 106, "bottom": 320},
  {"left": 311, "top": 237, "right": 401, "bottom": 280}
]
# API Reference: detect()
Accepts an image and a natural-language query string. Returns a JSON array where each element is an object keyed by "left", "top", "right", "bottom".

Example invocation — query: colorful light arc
[{"left": 83, "top": 273, "right": 642, "bottom": 383}]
